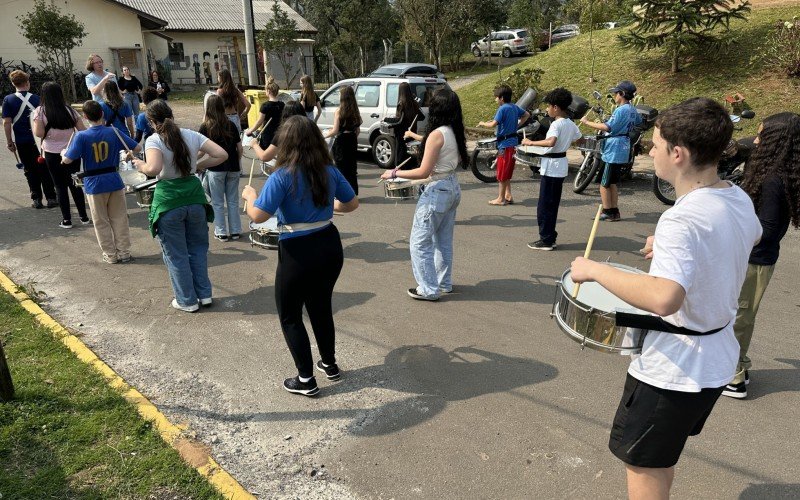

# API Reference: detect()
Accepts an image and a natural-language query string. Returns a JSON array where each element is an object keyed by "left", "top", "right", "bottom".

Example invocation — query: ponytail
[{"left": 146, "top": 100, "right": 192, "bottom": 177}]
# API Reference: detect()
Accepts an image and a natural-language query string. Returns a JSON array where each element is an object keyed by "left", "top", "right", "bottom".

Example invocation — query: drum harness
[{"left": 615, "top": 312, "right": 729, "bottom": 337}]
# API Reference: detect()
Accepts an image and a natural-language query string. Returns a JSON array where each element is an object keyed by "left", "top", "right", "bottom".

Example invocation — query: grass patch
[
  {"left": 457, "top": 6, "right": 800, "bottom": 135},
  {"left": 169, "top": 89, "right": 210, "bottom": 103},
  {"left": 0, "top": 288, "right": 223, "bottom": 499}
]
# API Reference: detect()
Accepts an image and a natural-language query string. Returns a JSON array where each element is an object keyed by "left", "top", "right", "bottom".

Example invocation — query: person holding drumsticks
[
  {"left": 570, "top": 98, "right": 761, "bottom": 500},
  {"left": 381, "top": 88, "right": 469, "bottom": 301},
  {"left": 242, "top": 116, "right": 358, "bottom": 396}
]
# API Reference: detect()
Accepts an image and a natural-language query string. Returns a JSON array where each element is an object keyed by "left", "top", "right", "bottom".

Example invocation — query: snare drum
[
  {"left": 136, "top": 187, "right": 155, "bottom": 209},
  {"left": 249, "top": 218, "right": 279, "bottom": 250},
  {"left": 120, "top": 170, "right": 148, "bottom": 192},
  {"left": 384, "top": 180, "right": 418, "bottom": 200},
  {"left": 260, "top": 160, "right": 276, "bottom": 176},
  {"left": 551, "top": 263, "right": 648, "bottom": 354},
  {"left": 575, "top": 135, "right": 601, "bottom": 153},
  {"left": 241, "top": 132, "right": 256, "bottom": 149}
]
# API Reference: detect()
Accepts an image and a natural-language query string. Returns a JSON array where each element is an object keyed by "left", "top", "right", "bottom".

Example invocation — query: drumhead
[
  {"left": 249, "top": 217, "right": 279, "bottom": 232},
  {"left": 241, "top": 133, "right": 255, "bottom": 148},
  {"left": 561, "top": 263, "right": 648, "bottom": 314},
  {"left": 120, "top": 170, "right": 147, "bottom": 187}
]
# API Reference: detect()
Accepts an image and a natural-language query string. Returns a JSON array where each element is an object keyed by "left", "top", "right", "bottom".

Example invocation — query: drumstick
[
  {"left": 242, "top": 157, "right": 256, "bottom": 212},
  {"left": 572, "top": 204, "right": 603, "bottom": 299},
  {"left": 248, "top": 118, "right": 271, "bottom": 148},
  {"left": 377, "top": 156, "right": 413, "bottom": 184},
  {"left": 408, "top": 114, "right": 418, "bottom": 132}
]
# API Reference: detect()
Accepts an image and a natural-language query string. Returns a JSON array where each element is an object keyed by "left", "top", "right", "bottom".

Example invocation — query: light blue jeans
[
  {"left": 123, "top": 92, "right": 140, "bottom": 117},
  {"left": 156, "top": 204, "right": 212, "bottom": 307},
  {"left": 205, "top": 170, "right": 242, "bottom": 236},
  {"left": 410, "top": 175, "right": 461, "bottom": 298}
]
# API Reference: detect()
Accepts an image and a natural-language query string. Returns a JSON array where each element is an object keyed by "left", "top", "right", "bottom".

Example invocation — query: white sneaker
[
  {"left": 171, "top": 299, "right": 199, "bottom": 313},
  {"left": 199, "top": 297, "right": 212, "bottom": 307}
]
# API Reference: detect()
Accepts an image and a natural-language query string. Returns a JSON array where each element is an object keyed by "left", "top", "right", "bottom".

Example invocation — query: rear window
[
  {"left": 517, "top": 31, "right": 528, "bottom": 38},
  {"left": 387, "top": 82, "right": 447, "bottom": 108}
]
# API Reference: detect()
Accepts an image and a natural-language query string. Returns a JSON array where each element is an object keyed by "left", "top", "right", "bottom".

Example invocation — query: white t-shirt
[
  {"left": 145, "top": 129, "right": 208, "bottom": 180},
  {"left": 628, "top": 183, "right": 762, "bottom": 392},
  {"left": 538, "top": 117, "right": 581, "bottom": 178},
  {"left": 433, "top": 125, "right": 459, "bottom": 174}
]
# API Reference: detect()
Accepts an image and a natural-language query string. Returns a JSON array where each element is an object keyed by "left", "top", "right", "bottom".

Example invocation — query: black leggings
[
  {"left": 275, "top": 224, "right": 343, "bottom": 378},
  {"left": 44, "top": 152, "right": 87, "bottom": 222}
]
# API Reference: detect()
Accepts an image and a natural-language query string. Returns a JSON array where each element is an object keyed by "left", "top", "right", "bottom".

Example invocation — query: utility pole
[{"left": 242, "top": 0, "right": 259, "bottom": 85}]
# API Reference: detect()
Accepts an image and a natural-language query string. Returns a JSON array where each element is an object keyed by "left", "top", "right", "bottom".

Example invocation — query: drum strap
[
  {"left": 615, "top": 312, "right": 729, "bottom": 336},
  {"left": 76, "top": 166, "right": 117, "bottom": 179},
  {"left": 542, "top": 151, "right": 567, "bottom": 158},
  {"left": 279, "top": 220, "right": 331, "bottom": 233},
  {"left": 497, "top": 132, "right": 518, "bottom": 142}
]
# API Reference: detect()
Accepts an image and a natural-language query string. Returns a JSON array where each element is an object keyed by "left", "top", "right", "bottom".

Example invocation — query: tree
[
  {"left": 508, "top": 0, "right": 543, "bottom": 36},
  {"left": 618, "top": 0, "right": 751, "bottom": 73},
  {"left": 17, "top": 0, "right": 86, "bottom": 101},
  {"left": 258, "top": 0, "right": 301, "bottom": 88}
]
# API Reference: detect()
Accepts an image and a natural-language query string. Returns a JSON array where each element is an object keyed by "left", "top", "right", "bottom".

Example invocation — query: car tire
[
  {"left": 372, "top": 134, "right": 395, "bottom": 169},
  {"left": 472, "top": 47, "right": 482, "bottom": 58},
  {"left": 502, "top": 47, "right": 511, "bottom": 58}
]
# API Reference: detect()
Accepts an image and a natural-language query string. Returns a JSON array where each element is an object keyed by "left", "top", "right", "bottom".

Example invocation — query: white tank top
[{"left": 433, "top": 125, "right": 459, "bottom": 174}]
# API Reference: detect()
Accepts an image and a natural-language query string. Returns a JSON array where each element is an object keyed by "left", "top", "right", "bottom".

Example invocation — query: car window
[
  {"left": 412, "top": 83, "right": 447, "bottom": 107},
  {"left": 322, "top": 85, "right": 343, "bottom": 107},
  {"left": 410, "top": 66, "right": 435, "bottom": 75},
  {"left": 387, "top": 83, "right": 399, "bottom": 108},
  {"left": 490, "top": 33, "right": 501, "bottom": 41},
  {"left": 355, "top": 83, "right": 380, "bottom": 107},
  {"left": 517, "top": 31, "right": 528, "bottom": 38}
]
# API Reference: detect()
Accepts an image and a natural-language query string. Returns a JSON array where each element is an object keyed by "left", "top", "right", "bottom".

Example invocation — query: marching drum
[
  {"left": 260, "top": 159, "right": 276, "bottom": 176},
  {"left": 136, "top": 187, "right": 155, "bottom": 209},
  {"left": 120, "top": 170, "right": 148, "bottom": 193},
  {"left": 551, "top": 263, "right": 648, "bottom": 354},
  {"left": 384, "top": 180, "right": 418, "bottom": 200},
  {"left": 241, "top": 132, "right": 256, "bottom": 149},
  {"left": 249, "top": 218, "right": 279, "bottom": 250}
]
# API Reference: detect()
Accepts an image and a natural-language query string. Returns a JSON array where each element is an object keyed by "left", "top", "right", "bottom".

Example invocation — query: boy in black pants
[{"left": 521, "top": 88, "right": 581, "bottom": 250}]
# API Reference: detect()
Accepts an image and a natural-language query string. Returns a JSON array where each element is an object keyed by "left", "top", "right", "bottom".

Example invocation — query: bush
[
  {"left": 497, "top": 67, "right": 545, "bottom": 105},
  {"left": 767, "top": 16, "right": 800, "bottom": 78}
]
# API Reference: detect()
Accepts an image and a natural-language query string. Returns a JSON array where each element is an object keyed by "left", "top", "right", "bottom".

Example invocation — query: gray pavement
[{"left": 1, "top": 145, "right": 798, "bottom": 499}]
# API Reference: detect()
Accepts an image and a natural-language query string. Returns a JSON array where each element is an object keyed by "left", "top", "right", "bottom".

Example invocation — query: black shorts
[
  {"left": 609, "top": 374, "right": 723, "bottom": 468},
  {"left": 600, "top": 162, "right": 624, "bottom": 187}
]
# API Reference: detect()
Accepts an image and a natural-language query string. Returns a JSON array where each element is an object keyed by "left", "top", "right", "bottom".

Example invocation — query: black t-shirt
[
  {"left": 258, "top": 100, "right": 284, "bottom": 147},
  {"left": 118, "top": 76, "right": 143, "bottom": 93},
  {"left": 199, "top": 122, "right": 241, "bottom": 172},
  {"left": 749, "top": 174, "right": 791, "bottom": 266},
  {"left": 148, "top": 80, "right": 171, "bottom": 99}
]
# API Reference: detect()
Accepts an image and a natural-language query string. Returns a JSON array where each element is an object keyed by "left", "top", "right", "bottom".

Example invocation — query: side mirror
[
  {"left": 592, "top": 90, "right": 602, "bottom": 100},
  {"left": 741, "top": 110, "right": 755, "bottom": 119}
]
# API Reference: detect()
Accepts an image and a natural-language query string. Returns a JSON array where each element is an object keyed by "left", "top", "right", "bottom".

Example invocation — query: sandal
[{"left": 505, "top": 199, "right": 514, "bottom": 205}]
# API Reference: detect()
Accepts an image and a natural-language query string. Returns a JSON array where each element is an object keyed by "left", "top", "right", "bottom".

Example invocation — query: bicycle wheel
[{"left": 652, "top": 174, "right": 676, "bottom": 205}]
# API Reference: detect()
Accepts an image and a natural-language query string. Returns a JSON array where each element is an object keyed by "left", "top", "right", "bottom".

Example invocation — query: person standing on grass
[
  {"left": 32, "top": 82, "right": 90, "bottom": 229},
  {"left": 199, "top": 94, "right": 243, "bottom": 242},
  {"left": 477, "top": 84, "right": 529, "bottom": 206},
  {"left": 2, "top": 70, "right": 57, "bottom": 209},
  {"left": 85, "top": 54, "right": 116, "bottom": 103}
]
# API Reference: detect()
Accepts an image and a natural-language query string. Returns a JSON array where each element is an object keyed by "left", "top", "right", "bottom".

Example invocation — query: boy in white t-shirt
[
  {"left": 521, "top": 88, "right": 582, "bottom": 250},
  {"left": 570, "top": 97, "right": 761, "bottom": 500}
]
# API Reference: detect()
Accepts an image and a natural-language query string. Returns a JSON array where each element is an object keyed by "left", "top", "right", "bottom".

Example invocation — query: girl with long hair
[
  {"left": 242, "top": 115, "right": 359, "bottom": 396},
  {"left": 724, "top": 112, "right": 800, "bottom": 399},
  {"left": 101, "top": 80, "right": 134, "bottom": 137},
  {"left": 393, "top": 82, "right": 425, "bottom": 169},
  {"left": 132, "top": 100, "right": 228, "bottom": 312},
  {"left": 244, "top": 75, "right": 284, "bottom": 149},
  {"left": 323, "top": 85, "right": 362, "bottom": 194},
  {"left": 299, "top": 75, "right": 321, "bottom": 122},
  {"left": 251, "top": 100, "right": 307, "bottom": 164},
  {"left": 118, "top": 66, "right": 144, "bottom": 118},
  {"left": 32, "top": 81, "right": 89, "bottom": 228},
  {"left": 199, "top": 94, "right": 243, "bottom": 241},
  {"left": 381, "top": 88, "right": 469, "bottom": 301},
  {"left": 216, "top": 68, "right": 250, "bottom": 133},
  {"left": 148, "top": 71, "right": 171, "bottom": 100}
]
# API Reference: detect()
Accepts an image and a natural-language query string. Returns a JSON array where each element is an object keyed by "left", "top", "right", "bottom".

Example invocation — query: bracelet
[{"left": 391, "top": 168, "right": 398, "bottom": 179}]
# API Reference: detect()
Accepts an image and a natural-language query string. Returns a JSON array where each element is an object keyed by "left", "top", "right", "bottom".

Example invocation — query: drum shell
[
  {"left": 384, "top": 182, "right": 417, "bottom": 200},
  {"left": 249, "top": 229, "right": 279, "bottom": 249},
  {"left": 136, "top": 187, "right": 155, "bottom": 209}
]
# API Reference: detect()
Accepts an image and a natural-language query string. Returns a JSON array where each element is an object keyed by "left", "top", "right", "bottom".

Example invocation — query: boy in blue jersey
[
  {"left": 581, "top": 80, "right": 642, "bottom": 221},
  {"left": 478, "top": 85, "right": 530, "bottom": 206},
  {"left": 62, "top": 101, "right": 141, "bottom": 264}
]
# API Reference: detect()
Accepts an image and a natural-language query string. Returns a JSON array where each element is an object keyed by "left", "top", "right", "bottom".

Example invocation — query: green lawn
[
  {"left": 457, "top": 6, "right": 800, "bottom": 136},
  {"left": 0, "top": 288, "right": 223, "bottom": 499}
]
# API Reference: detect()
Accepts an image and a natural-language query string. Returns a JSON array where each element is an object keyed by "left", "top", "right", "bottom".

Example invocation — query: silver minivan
[{"left": 316, "top": 75, "right": 449, "bottom": 168}]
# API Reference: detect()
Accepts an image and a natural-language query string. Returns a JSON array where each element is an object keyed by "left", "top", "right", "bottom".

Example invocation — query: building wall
[{"left": 1, "top": 0, "right": 147, "bottom": 81}]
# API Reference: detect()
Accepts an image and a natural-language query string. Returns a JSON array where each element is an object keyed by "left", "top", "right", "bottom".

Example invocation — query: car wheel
[
  {"left": 372, "top": 135, "right": 395, "bottom": 169},
  {"left": 502, "top": 47, "right": 511, "bottom": 58},
  {"left": 472, "top": 47, "right": 481, "bottom": 57}
]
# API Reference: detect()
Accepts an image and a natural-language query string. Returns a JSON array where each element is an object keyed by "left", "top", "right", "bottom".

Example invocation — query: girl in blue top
[
  {"left": 242, "top": 116, "right": 359, "bottom": 397},
  {"left": 581, "top": 80, "right": 642, "bottom": 221},
  {"left": 100, "top": 80, "right": 134, "bottom": 138}
]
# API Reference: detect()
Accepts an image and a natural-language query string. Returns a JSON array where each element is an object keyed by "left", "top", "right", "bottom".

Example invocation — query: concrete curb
[{"left": 0, "top": 269, "right": 255, "bottom": 500}]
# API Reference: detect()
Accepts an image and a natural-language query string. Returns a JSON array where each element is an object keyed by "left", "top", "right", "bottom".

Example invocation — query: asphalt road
[{"left": 1, "top": 148, "right": 798, "bottom": 499}]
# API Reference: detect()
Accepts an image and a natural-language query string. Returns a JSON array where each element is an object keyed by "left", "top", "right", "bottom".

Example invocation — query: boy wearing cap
[
  {"left": 2, "top": 70, "right": 57, "bottom": 209},
  {"left": 570, "top": 98, "right": 761, "bottom": 499},
  {"left": 580, "top": 80, "right": 641, "bottom": 221}
]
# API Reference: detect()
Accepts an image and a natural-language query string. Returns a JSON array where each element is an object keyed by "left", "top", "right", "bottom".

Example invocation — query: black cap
[{"left": 609, "top": 80, "right": 637, "bottom": 95}]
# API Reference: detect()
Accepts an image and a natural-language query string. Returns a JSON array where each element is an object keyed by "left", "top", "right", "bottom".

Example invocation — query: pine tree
[{"left": 618, "top": 0, "right": 751, "bottom": 73}]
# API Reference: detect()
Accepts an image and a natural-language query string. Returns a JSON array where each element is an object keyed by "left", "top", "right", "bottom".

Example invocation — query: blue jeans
[
  {"left": 156, "top": 204, "right": 212, "bottom": 306},
  {"left": 123, "top": 92, "right": 140, "bottom": 117},
  {"left": 410, "top": 175, "right": 460, "bottom": 298},
  {"left": 226, "top": 113, "right": 242, "bottom": 133},
  {"left": 206, "top": 170, "right": 242, "bottom": 236}
]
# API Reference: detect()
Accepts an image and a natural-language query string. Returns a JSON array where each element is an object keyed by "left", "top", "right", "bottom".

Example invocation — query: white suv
[
  {"left": 316, "top": 76, "right": 449, "bottom": 168},
  {"left": 471, "top": 29, "right": 531, "bottom": 58}
]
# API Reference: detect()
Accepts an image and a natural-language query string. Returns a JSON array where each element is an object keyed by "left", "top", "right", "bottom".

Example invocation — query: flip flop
[
  {"left": 488, "top": 200, "right": 508, "bottom": 206},
  {"left": 505, "top": 199, "right": 514, "bottom": 205}
]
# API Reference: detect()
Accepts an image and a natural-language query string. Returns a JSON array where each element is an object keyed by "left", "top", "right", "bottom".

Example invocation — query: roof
[
  {"left": 105, "top": 0, "right": 168, "bottom": 29},
  {"left": 115, "top": 0, "right": 316, "bottom": 33}
]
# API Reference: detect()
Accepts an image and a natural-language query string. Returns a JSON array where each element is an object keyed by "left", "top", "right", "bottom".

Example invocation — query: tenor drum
[
  {"left": 384, "top": 180, "right": 418, "bottom": 200},
  {"left": 136, "top": 187, "right": 155, "bottom": 209},
  {"left": 249, "top": 218, "right": 279, "bottom": 250},
  {"left": 551, "top": 263, "right": 648, "bottom": 354},
  {"left": 260, "top": 160, "right": 276, "bottom": 176}
]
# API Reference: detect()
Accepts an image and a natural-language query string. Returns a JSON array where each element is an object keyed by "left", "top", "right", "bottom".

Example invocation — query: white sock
[{"left": 299, "top": 375, "right": 313, "bottom": 383}]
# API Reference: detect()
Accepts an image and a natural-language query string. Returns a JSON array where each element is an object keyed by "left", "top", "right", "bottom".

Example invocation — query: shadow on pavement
[
  {"left": 440, "top": 278, "right": 554, "bottom": 304},
  {"left": 211, "top": 285, "right": 375, "bottom": 316},
  {"left": 344, "top": 240, "right": 409, "bottom": 263},
  {"left": 555, "top": 235, "right": 645, "bottom": 256},
  {"left": 739, "top": 483, "right": 800, "bottom": 499},
  {"left": 455, "top": 214, "right": 534, "bottom": 228},
  {"left": 745, "top": 359, "right": 800, "bottom": 401}
]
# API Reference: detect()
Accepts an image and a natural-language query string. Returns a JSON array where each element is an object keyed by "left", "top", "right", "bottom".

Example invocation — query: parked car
[
  {"left": 369, "top": 63, "right": 445, "bottom": 80},
  {"left": 602, "top": 21, "right": 620, "bottom": 29},
  {"left": 316, "top": 75, "right": 449, "bottom": 168},
  {"left": 550, "top": 24, "right": 580, "bottom": 44},
  {"left": 471, "top": 29, "right": 539, "bottom": 58}
]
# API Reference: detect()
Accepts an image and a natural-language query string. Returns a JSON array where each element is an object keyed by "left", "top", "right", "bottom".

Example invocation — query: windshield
[{"left": 371, "top": 68, "right": 402, "bottom": 76}]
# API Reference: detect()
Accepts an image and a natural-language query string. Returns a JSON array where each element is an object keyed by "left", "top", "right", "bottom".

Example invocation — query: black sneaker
[
  {"left": 745, "top": 370, "right": 750, "bottom": 385},
  {"left": 80, "top": 217, "right": 91, "bottom": 225},
  {"left": 527, "top": 240, "right": 556, "bottom": 251},
  {"left": 283, "top": 376, "right": 320, "bottom": 396},
  {"left": 407, "top": 288, "right": 439, "bottom": 301},
  {"left": 59, "top": 220, "right": 73, "bottom": 229},
  {"left": 214, "top": 234, "right": 229, "bottom": 242},
  {"left": 229, "top": 233, "right": 240, "bottom": 240},
  {"left": 46, "top": 199, "right": 58, "bottom": 208},
  {"left": 316, "top": 360, "right": 341, "bottom": 380},
  {"left": 32, "top": 200, "right": 44, "bottom": 209},
  {"left": 722, "top": 381, "right": 747, "bottom": 399}
]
